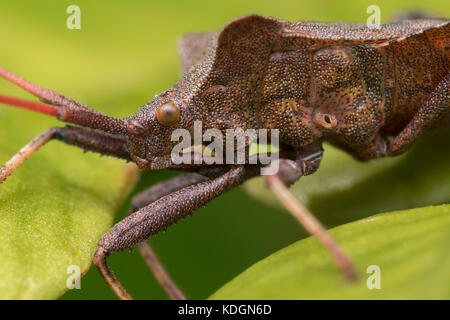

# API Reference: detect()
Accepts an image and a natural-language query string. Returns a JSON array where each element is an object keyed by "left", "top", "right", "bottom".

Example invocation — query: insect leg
[
  {"left": 93, "top": 165, "right": 259, "bottom": 300},
  {"left": 388, "top": 73, "right": 449, "bottom": 156},
  {"left": 265, "top": 158, "right": 357, "bottom": 281},
  {"left": 0, "top": 127, "right": 56, "bottom": 183},
  {"left": 129, "top": 172, "right": 211, "bottom": 300},
  {"left": 0, "top": 126, "right": 130, "bottom": 183}
]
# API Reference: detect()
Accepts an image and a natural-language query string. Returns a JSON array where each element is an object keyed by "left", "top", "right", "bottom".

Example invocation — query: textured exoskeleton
[
  {"left": 0, "top": 14, "right": 448, "bottom": 299},
  {"left": 171, "top": 15, "right": 449, "bottom": 163}
]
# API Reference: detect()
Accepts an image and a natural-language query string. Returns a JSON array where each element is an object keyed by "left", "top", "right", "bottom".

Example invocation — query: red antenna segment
[{"left": 0, "top": 94, "right": 59, "bottom": 117}]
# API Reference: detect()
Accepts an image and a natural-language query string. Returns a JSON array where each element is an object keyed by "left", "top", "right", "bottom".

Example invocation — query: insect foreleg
[
  {"left": 129, "top": 172, "right": 212, "bottom": 300},
  {"left": 129, "top": 167, "right": 230, "bottom": 299},
  {"left": 0, "top": 126, "right": 130, "bottom": 184},
  {"left": 93, "top": 165, "right": 259, "bottom": 300}
]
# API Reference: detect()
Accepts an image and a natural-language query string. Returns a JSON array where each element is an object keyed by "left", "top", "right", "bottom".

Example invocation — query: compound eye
[{"left": 156, "top": 101, "right": 180, "bottom": 126}]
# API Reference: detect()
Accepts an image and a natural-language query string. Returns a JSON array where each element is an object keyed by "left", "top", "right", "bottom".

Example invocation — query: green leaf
[
  {"left": 1, "top": 0, "right": 449, "bottom": 300},
  {"left": 218, "top": 129, "right": 450, "bottom": 299},
  {"left": 0, "top": 110, "right": 138, "bottom": 299},
  {"left": 211, "top": 204, "right": 450, "bottom": 299}
]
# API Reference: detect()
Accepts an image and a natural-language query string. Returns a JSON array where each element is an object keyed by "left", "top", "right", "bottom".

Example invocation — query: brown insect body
[
  {"left": 0, "top": 14, "right": 448, "bottom": 299},
  {"left": 126, "top": 15, "right": 448, "bottom": 168}
]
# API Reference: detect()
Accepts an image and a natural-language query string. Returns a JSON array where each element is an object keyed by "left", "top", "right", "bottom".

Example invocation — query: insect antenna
[
  {"left": 0, "top": 67, "right": 131, "bottom": 135},
  {"left": 0, "top": 94, "right": 59, "bottom": 117}
]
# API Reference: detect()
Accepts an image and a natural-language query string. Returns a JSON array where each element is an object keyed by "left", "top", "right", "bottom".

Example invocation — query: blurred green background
[{"left": 0, "top": 0, "right": 448, "bottom": 299}]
